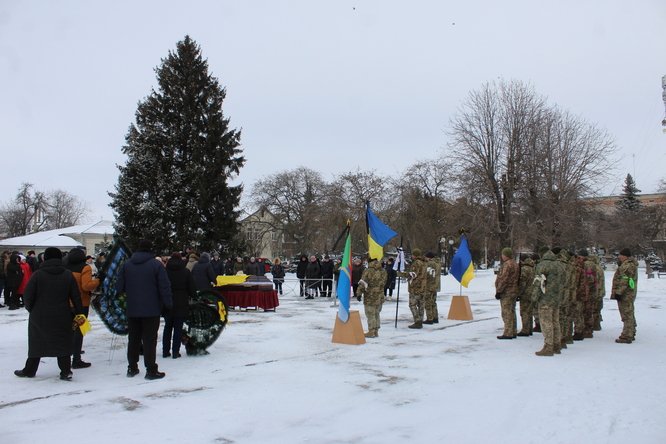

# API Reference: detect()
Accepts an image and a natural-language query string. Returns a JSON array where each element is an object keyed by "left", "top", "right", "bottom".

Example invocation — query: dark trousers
[
  {"left": 127, "top": 316, "right": 160, "bottom": 373},
  {"left": 299, "top": 279, "right": 305, "bottom": 296},
  {"left": 162, "top": 315, "right": 185, "bottom": 356},
  {"left": 72, "top": 306, "right": 90, "bottom": 361},
  {"left": 274, "top": 280, "right": 283, "bottom": 294},
  {"left": 22, "top": 356, "right": 71, "bottom": 377},
  {"left": 322, "top": 278, "right": 332, "bottom": 297},
  {"left": 4, "top": 287, "right": 18, "bottom": 308}
]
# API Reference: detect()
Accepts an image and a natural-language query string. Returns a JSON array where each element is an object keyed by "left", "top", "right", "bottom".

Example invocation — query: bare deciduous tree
[{"left": 250, "top": 166, "right": 329, "bottom": 255}]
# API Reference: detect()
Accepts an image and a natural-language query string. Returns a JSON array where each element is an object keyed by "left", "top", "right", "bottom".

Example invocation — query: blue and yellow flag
[
  {"left": 337, "top": 228, "right": 352, "bottom": 323},
  {"left": 450, "top": 234, "right": 475, "bottom": 288},
  {"left": 366, "top": 202, "right": 397, "bottom": 261}
]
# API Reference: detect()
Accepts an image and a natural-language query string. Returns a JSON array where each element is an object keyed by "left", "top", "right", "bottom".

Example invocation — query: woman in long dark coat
[
  {"left": 14, "top": 247, "right": 83, "bottom": 381},
  {"left": 163, "top": 252, "right": 197, "bottom": 358}
]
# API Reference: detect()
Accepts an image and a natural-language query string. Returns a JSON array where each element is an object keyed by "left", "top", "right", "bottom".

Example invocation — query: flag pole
[{"left": 394, "top": 237, "right": 403, "bottom": 328}]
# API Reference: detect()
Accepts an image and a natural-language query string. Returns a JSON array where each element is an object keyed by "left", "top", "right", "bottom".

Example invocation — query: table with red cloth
[{"left": 215, "top": 275, "right": 279, "bottom": 311}]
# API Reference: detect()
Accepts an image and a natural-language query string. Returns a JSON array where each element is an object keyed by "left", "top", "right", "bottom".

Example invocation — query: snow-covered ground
[{"left": 1, "top": 269, "right": 665, "bottom": 443}]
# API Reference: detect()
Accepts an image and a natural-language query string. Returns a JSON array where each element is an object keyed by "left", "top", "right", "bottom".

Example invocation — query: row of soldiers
[
  {"left": 356, "top": 248, "right": 442, "bottom": 338},
  {"left": 495, "top": 246, "right": 638, "bottom": 356}
]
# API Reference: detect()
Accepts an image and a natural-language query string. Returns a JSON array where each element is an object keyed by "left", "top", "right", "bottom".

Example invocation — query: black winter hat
[
  {"left": 137, "top": 239, "right": 153, "bottom": 252},
  {"left": 44, "top": 247, "right": 62, "bottom": 261},
  {"left": 619, "top": 248, "right": 632, "bottom": 257}
]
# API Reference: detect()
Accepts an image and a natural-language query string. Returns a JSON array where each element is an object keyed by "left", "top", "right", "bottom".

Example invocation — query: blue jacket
[{"left": 117, "top": 251, "right": 173, "bottom": 317}]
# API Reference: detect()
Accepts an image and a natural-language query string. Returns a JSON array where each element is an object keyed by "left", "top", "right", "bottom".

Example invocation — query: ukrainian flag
[
  {"left": 366, "top": 202, "right": 397, "bottom": 260},
  {"left": 450, "top": 234, "right": 475, "bottom": 288},
  {"left": 337, "top": 228, "right": 352, "bottom": 323}
]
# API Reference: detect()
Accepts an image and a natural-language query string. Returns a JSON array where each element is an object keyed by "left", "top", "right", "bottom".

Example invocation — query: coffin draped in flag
[
  {"left": 450, "top": 234, "right": 475, "bottom": 288},
  {"left": 337, "top": 228, "right": 352, "bottom": 323},
  {"left": 366, "top": 202, "right": 397, "bottom": 261}
]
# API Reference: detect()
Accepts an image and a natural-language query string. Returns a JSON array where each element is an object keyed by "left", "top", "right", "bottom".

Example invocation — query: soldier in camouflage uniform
[
  {"left": 572, "top": 253, "right": 589, "bottom": 341},
  {"left": 423, "top": 252, "right": 442, "bottom": 325},
  {"left": 611, "top": 248, "right": 638, "bottom": 343},
  {"left": 516, "top": 253, "right": 535, "bottom": 336},
  {"left": 398, "top": 248, "right": 428, "bottom": 329},
  {"left": 592, "top": 256, "right": 605, "bottom": 331},
  {"left": 580, "top": 250, "right": 598, "bottom": 338},
  {"left": 357, "top": 258, "right": 388, "bottom": 338},
  {"left": 557, "top": 249, "right": 575, "bottom": 347},
  {"left": 533, "top": 249, "right": 565, "bottom": 356},
  {"left": 495, "top": 247, "right": 519, "bottom": 339}
]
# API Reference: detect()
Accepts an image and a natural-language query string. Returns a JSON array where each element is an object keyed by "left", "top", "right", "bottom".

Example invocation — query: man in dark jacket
[
  {"left": 304, "top": 255, "right": 321, "bottom": 299},
  {"left": 5, "top": 252, "right": 23, "bottom": 310},
  {"left": 191, "top": 252, "right": 217, "bottom": 291},
  {"left": 164, "top": 252, "right": 196, "bottom": 358},
  {"left": 117, "top": 239, "right": 173, "bottom": 380},
  {"left": 296, "top": 255, "right": 308, "bottom": 297},
  {"left": 14, "top": 247, "right": 83, "bottom": 380},
  {"left": 320, "top": 255, "right": 334, "bottom": 297}
]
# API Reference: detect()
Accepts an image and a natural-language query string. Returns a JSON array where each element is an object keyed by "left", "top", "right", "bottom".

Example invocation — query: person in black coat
[
  {"left": 163, "top": 252, "right": 196, "bottom": 359},
  {"left": 244, "top": 257, "right": 263, "bottom": 276},
  {"left": 117, "top": 239, "right": 173, "bottom": 380},
  {"left": 351, "top": 258, "right": 364, "bottom": 298},
  {"left": 271, "top": 258, "right": 285, "bottom": 295},
  {"left": 14, "top": 247, "right": 83, "bottom": 381},
  {"left": 296, "top": 255, "right": 308, "bottom": 297},
  {"left": 210, "top": 252, "right": 223, "bottom": 276},
  {"left": 5, "top": 253, "right": 23, "bottom": 310},
  {"left": 304, "top": 255, "right": 321, "bottom": 299},
  {"left": 320, "top": 255, "right": 334, "bottom": 297},
  {"left": 191, "top": 252, "right": 217, "bottom": 291},
  {"left": 384, "top": 257, "right": 397, "bottom": 299}
]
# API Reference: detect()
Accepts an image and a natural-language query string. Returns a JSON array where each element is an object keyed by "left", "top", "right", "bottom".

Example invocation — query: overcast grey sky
[{"left": 1, "top": 0, "right": 664, "bottom": 222}]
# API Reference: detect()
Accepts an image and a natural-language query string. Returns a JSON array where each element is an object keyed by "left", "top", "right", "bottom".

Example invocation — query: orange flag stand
[
  {"left": 332, "top": 310, "right": 366, "bottom": 345},
  {"left": 447, "top": 295, "right": 473, "bottom": 320}
]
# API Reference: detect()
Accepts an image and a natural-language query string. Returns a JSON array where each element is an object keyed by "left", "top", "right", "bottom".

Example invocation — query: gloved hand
[
  {"left": 495, "top": 293, "right": 502, "bottom": 300},
  {"left": 613, "top": 294, "right": 622, "bottom": 301},
  {"left": 358, "top": 279, "right": 368, "bottom": 289},
  {"left": 356, "top": 295, "right": 362, "bottom": 302}
]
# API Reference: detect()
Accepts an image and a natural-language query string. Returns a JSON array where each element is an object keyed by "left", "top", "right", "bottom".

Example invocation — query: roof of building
[{"left": 0, "top": 220, "right": 114, "bottom": 248}]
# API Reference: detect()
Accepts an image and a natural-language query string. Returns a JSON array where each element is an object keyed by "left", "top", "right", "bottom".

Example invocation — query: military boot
[
  {"left": 583, "top": 330, "right": 593, "bottom": 339},
  {"left": 423, "top": 319, "right": 434, "bottom": 325},
  {"left": 572, "top": 332, "right": 585, "bottom": 341},
  {"left": 373, "top": 328, "right": 379, "bottom": 338},
  {"left": 516, "top": 330, "right": 531, "bottom": 337},
  {"left": 408, "top": 322, "right": 423, "bottom": 329},
  {"left": 364, "top": 330, "right": 374, "bottom": 338},
  {"left": 615, "top": 337, "right": 632, "bottom": 344},
  {"left": 535, "top": 345, "right": 554, "bottom": 356},
  {"left": 560, "top": 340, "right": 568, "bottom": 350}
]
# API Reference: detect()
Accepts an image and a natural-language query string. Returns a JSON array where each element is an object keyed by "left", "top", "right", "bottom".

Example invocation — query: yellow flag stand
[
  {"left": 447, "top": 295, "right": 473, "bottom": 320},
  {"left": 331, "top": 310, "right": 366, "bottom": 345}
]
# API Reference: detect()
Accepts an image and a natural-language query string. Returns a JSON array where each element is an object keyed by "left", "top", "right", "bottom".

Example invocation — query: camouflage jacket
[
  {"left": 574, "top": 257, "right": 589, "bottom": 302},
  {"left": 611, "top": 257, "right": 638, "bottom": 300},
  {"left": 399, "top": 256, "right": 428, "bottom": 295},
  {"left": 593, "top": 257, "right": 605, "bottom": 299},
  {"left": 359, "top": 260, "right": 387, "bottom": 306},
  {"left": 425, "top": 257, "right": 442, "bottom": 293},
  {"left": 533, "top": 251, "right": 566, "bottom": 305},
  {"left": 495, "top": 258, "right": 519, "bottom": 297},
  {"left": 582, "top": 258, "right": 599, "bottom": 299},
  {"left": 518, "top": 258, "right": 535, "bottom": 299}
]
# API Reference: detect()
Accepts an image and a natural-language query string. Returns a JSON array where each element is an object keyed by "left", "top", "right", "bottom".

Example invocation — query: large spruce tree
[
  {"left": 616, "top": 173, "right": 641, "bottom": 212},
  {"left": 110, "top": 36, "right": 244, "bottom": 252}
]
